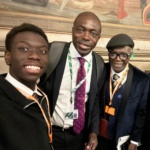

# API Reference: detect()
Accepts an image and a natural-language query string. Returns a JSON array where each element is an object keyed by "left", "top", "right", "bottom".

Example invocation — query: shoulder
[
  {"left": 48, "top": 41, "right": 71, "bottom": 57},
  {"left": 104, "top": 63, "right": 110, "bottom": 72},
  {"left": 0, "top": 74, "right": 8, "bottom": 86},
  {"left": 105, "top": 62, "right": 110, "bottom": 67},
  {"left": 49, "top": 41, "right": 70, "bottom": 48},
  {"left": 92, "top": 51, "right": 104, "bottom": 63},
  {"left": 92, "top": 51, "right": 102, "bottom": 58},
  {"left": 130, "top": 64, "right": 149, "bottom": 80},
  {"left": 0, "top": 75, "right": 12, "bottom": 95}
]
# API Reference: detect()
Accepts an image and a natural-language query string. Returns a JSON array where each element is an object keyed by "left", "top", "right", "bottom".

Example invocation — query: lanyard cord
[
  {"left": 16, "top": 87, "right": 52, "bottom": 143},
  {"left": 109, "top": 64, "right": 129, "bottom": 106},
  {"left": 67, "top": 49, "right": 92, "bottom": 93}
]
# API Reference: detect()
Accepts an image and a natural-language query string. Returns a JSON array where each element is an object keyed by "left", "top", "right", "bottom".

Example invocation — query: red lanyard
[{"left": 17, "top": 87, "right": 52, "bottom": 143}]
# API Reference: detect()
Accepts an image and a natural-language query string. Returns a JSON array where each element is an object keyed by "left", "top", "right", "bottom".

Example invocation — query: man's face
[
  {"left": 5, "top": 31, "right": 49, "bottom": 87},
  {"left": 109, "top": 46, "right": 132, "bottom": 72},
  {"left": 72, "top": 15, "right": 101, "bottom": 56}
]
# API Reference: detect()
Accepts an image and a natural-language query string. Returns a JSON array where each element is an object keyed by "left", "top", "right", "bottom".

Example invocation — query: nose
[
  {"left": 115, "top": 55, "right": 121, "bottom": 60},
  {"left": 83, "top": 31, "right": 90, "bottom": 40},
  {"left": 28, "top": 49, "right": 40, "bottom": 60}
]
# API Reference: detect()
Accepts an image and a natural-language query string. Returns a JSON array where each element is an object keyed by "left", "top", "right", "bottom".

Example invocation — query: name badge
[
  {"left": 64, "top": 110, "right": 78, "bottom": 120},
  {"left": 105, "top": 105, "right": 115, "bottom": 116}
]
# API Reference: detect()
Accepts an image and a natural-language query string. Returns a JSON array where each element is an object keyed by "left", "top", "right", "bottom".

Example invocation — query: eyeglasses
[{"left": 108, "top": 52, "right": 131, "bottom": 60}]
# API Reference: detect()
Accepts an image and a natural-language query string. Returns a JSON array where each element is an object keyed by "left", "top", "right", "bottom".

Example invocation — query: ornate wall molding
[
  {"left": 0, "top": 10, "right": 150, "bottom": 40},
  {"left": 0, "top": 9, "right": 150, "bottom": 73}
]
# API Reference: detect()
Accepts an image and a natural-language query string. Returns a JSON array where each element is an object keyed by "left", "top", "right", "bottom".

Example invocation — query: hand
[
  {"left": 85, "top": 133, "right": 98, "bottom": 150},
  {"left": 128, "top": 143, "right": 137, "bottom": 150}
]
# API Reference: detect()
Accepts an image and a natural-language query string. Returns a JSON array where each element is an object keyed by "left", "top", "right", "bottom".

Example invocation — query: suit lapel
[
  {"left": 52, "top": 43, "right": 70, "bottom": 107},
  {"left": 116, "top": 64, "right": 133, "bottom": 124},
  {"left": 86, "top": 54, "right": 97, "bottom": 116}
]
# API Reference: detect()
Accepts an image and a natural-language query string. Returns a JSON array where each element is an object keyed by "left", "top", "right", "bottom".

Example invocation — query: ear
[
  {"left": 98, "top": 34, "right": 101, "bottom": 40},
  {"left": 72, "top": 27, "right": 74, "bottom": 32},
  {"left": 5, "top": 51, "right": 11, "bottom": 66}
]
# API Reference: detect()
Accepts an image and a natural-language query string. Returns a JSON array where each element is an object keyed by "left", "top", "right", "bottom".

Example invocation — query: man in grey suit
[{"left": 39, "top": 11, "right": 105, "bottom": 150}]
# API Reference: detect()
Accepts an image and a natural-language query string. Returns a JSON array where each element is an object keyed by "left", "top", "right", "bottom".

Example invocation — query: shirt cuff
[{"left": 130, "top": 140, "right": 140, "bottom": 146}]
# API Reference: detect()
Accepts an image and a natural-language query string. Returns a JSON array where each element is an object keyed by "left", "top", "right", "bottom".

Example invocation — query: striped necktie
[{"left": 112, "top": 74, "right": 120, "bottom": 90}]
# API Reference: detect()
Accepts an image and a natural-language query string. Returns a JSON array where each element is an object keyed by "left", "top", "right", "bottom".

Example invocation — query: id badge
[
  {"left": 64, "top": 110, "right": 78, "bottom": 120},
  {"left": 105, "top": 105, "right": 115, "bottom": 116}
]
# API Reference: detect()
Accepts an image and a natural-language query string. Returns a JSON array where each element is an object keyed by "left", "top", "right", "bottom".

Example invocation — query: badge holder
[
  {"left": 99, "top": 105, "right": 115, "bottom": 139},
  {"left": 105, "top": 105, "right": 115, "bottom": 116},
  {"left": 64, "top": 110, "right": 78, "bottom": 120}
]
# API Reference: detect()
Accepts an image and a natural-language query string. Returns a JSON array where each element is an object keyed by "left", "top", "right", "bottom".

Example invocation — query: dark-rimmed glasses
[{"left": 108, "top": 52, "right": 131, "bottom": 60}]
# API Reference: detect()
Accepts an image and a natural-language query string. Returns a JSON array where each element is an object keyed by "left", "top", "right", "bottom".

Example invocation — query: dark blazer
[
  {"left": 39, "top": 42, "right": 105, "bottom": 135},
  {"left": 100, "top": 63, "right": 149, "bottom": 144},
  {"left": 0, "top": 75, "right": 52, "bottom": 150}
]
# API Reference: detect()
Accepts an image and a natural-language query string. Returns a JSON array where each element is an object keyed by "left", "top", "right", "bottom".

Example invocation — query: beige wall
[
  {"left": 0, "top": 0, "right": 150, "bottom": 73},
  {"left": 0, "top": 31, "right": 150, "bottom": 74}
]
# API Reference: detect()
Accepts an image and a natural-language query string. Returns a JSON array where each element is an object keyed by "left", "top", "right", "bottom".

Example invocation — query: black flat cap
[{"left": 106, "top": 33, "right": 134, "bottom": 50}]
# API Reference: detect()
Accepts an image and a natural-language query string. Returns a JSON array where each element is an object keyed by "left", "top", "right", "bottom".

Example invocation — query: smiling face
[
  {"left": 5, "top": 31, "right": 49, "bottom": 90},
  {"left": 109, "top": 46, "right": 132, "bottom": 72},
  {"left": 72, "top": 12, "right": 101, "bottom": 56}
]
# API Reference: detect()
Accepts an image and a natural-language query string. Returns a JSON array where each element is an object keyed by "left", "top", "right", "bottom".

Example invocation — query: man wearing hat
[{"left": 96, "top": 33, "right": 149, "bottom": 150}]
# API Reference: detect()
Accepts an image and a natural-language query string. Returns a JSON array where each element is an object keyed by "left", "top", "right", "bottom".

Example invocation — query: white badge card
[
  {"left": 64, "top": 110, "right": 78, "bottom": 120},
  {"left": 64, "top": 111, "right": 74, "bottom": 120}
]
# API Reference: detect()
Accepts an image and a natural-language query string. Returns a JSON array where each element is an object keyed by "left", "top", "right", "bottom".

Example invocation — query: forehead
[
  {"left": 14, "top": 31, "right": 41, "bottom": 39},
  {"left": 111, "top": 46, "right": 132, "bottom": 53},
  {"left": 12, "top": 31, "right": 47, "bottom": 45},
  {"left": 74, "top": 15, "right": 101, "bottom": 32}
]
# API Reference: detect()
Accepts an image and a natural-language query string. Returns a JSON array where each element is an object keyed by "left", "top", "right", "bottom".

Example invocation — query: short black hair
[{"left": 5, "top": 23, "right": 49, "bottom": 51}]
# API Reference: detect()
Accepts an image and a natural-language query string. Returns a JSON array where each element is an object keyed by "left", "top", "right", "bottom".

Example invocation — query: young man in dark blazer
[
  {"left": 0, "top": 23, "right": 53, "bottom": 150},
  {"left": 96, "top": 34, "right": 149, "bottom": 150},
  {"left": 39, "top": 11, "right": 105, "bottom": 150}
]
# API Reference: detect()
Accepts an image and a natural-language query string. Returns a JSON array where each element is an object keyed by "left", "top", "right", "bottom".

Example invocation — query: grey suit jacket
[{"left": 39, "top": 42, "right": 105, "bottom": 135}]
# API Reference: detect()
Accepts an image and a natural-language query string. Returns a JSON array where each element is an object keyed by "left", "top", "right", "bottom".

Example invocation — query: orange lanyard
[
  {"left": 109, "top": 64, "right": 129, "bottom": 106},
  {"left": 17, "top": 87, "right": 52, "bottom": 143}
]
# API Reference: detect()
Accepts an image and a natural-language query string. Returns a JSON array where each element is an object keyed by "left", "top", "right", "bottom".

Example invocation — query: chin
[
  {"left": 114, "top": 68, "right": 124, "bottom": 73},
  {"left": 79, "top": 50, "right": 90, "bottom": 57},
  {"left": 26, "top": 75, "right": 40, "bottom": 83}
]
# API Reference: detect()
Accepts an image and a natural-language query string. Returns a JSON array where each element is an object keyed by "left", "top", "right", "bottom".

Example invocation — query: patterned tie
[
  {"left": 73, "top": 57, "right": 86, "bottom": 134},
  {"left": 112, "top": 74, "right": 120, "bottom": 90}
]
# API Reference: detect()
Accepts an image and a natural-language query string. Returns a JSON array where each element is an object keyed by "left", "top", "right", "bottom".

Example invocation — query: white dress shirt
[{"left": 52, "top": 42, "right": 93, "bottom": 128}]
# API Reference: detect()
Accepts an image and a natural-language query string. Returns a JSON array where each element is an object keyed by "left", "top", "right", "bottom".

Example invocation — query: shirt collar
[
  {"left": 111, "top": 67, "right": 125, "bottom": 80},
  {"left": 70, "top": 42, "right": 92, "bottom": 63},
  {"left": 5, "top": 73, "right": 41, "bottom": 96}
]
